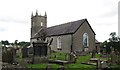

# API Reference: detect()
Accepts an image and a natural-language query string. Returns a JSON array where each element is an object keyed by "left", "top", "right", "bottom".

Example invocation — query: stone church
[{"left": 31, "top": 11, "right": 96, "bottom": 53}]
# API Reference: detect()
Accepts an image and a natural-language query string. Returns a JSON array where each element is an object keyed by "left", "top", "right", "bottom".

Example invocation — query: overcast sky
[{"left": 0, "top": 0, "right": 119, "bottom": 43}]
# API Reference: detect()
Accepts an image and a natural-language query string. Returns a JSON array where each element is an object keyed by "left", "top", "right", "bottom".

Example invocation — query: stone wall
[
  {"left": 73, "top": 20, "right": 95, "bottom": 52},
  {"left": 47, "top": 34, "right": 72, "bottom": 53}
]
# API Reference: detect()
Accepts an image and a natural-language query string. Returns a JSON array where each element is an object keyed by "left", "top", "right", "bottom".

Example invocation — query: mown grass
[
  {"left": 27, "top": 52, "right": 99, "bottom": 70},
  {"left": 76, "top": 54, "right": 91, "bottom": 63},
  {"left": 65, "top": 64, "right": 96, "bottom": 70},
  {"left": 27, "top": 63, "right": 47, "bottom": 68},
  {"left": 27, "top": 63, "right": 60, "bottom": 70},
  {"left": 65, "top": 54, "right": 96, "bottom": 70},
  {"left": 49, "top": 52, "right": 66, "bottom": 60},
  {"left": 111, "top": 64, "right": 120, "bottom": 70}
]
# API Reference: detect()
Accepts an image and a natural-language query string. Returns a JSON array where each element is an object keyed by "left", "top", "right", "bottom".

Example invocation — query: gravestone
[
  {"left": 2, "top": 48, "right": 15, "bottom": 64},
  {"left": 28, "top": 47, "right": 33, "bottom": 54},
  {"left": 91, "top": 49, "right": 96, "bottom": 58},
  {"left": 32, "top": 41, "right": 48, "bottom": 63},
  {"left": 0, "top": 44, "right": 2, "bottom": 69},
  {"left": 111, "top": 48, "right": 116, "bottom": 65},
  {"left": 65, "top": 53, "right": 69, "bottom": 61},
  {"left": 12, "top": 48, "right": 16, "bottom": 63},
  {"left": 69, "top": 52, "right": 77, "bottom": 63},
  {"left": 22, "top": 47, "right": 28, "bottom": 58},
  {"left": 100, "top": 60, "right": 109, "bottom": 69},
  {"left": 33, "top": 42, "right": 47, "bottom": 56}
]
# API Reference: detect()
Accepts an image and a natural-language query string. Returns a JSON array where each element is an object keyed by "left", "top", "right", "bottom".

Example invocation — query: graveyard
[
  {"left": 1, "top": 32, "right": 120, "bottom": 70},
  {"left": 1, "top": 41, "right": 120, "bottom": 70},
  {"left": 1, "top": 12, "right": 120, "bottom": 70}
]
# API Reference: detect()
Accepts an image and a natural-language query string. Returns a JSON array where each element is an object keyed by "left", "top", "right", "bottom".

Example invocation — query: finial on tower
[
  {"left": 44, "top": 11, "right": 47, "bottom": 17},
  {"left": 36, "top": 10, "right": 38, "bottom": 16},
  {"left": 31, "top": 12, "right": 33, "bottom": 17}
]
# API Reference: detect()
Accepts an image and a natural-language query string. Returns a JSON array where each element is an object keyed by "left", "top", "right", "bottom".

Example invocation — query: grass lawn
[
  {"left": 111, "top": 64, "right": 120, "bottom": 70},
  {"left": 49, "top": 52, "right": 66, "bottom": 60},
  {"left": 27, "top": 63, "right": 47, "bottom": 68},
  {"left": 27, "top": 63, "right": 60, "bottom": 70},
  {"left": 27, "top": 52, "right": 97, "bottom": 70},
  {"left": 65, "top": 54, "right": 96, "bottom": 70},
  {"left": 65, "top": 64, "right": 96, "bottom": 70}
]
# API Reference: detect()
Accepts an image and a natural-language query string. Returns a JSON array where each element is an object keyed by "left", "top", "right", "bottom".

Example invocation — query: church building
[{"left": 31, "top": 11, "right": 96, "bottom": 53}]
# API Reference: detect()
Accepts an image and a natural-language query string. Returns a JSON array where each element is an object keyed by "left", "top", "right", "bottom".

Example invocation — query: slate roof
[
  {"left": 46, "top": 19, "right": 95, "bottom": 36},
  {"left": 33, "top": 19, "right": 95, "bottom": 38},
  {"left": 95, "top": 39, "right": 101, "bottom": 44}
]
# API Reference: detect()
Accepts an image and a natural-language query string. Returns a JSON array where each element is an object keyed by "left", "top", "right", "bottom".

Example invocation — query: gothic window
[
  {"left": 83, "top": 33, "right": 89, "bottom": 47},
  {"left": 57, "top": 37, "right": 62, "bottom": 50}
]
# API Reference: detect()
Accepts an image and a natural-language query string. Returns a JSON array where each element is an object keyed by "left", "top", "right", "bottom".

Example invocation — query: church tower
[{"left": 31, "top": 10, "right": 47, "bottom": 40}]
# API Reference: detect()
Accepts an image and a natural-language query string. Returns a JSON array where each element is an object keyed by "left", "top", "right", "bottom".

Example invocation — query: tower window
[
  {"left": 32, "top": 22, "right": 35, "bottom": 26},
  {"left": 41, "top": 22, "right": 43, "bottom": 26}
]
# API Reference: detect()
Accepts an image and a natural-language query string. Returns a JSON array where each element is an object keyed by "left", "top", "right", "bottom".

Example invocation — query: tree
[
  {"left": 101, "top": 40, "right": 111, "bottom": 54},
  {"left": 109, "top": 32, "right": 118, "bottom": 42},
  {"left": 110, "top": 32, "right": 116, "bottom": 38},
  {"left": 18, "top": 41, "right": 30, "bottom": 47},
  {"left": 1, "top": 40, "right": 5, "bottom": 46},
  {"left": 109, "top": 32, "right": 120, "bottom": 53},
  {"left": 101, "top": 32, "right": 120, "bottom": 54},
  {"left": 4, "top": 40, "right": 10, "bottom": 45},
  {"left": 14, "top": 40, "right": 18, "bottom": 45},
  {"left": 1, "top": 40, "right": 10, "bottom": 46}
]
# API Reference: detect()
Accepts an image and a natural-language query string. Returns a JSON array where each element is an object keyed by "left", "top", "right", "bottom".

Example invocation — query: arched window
[
  {"left": 41, "top": 22, "right": 43, "bottom": 26},
  {"left": 32, "top": 21, "right": 35, "bottom": 26},
  {"left": 57, "top": 37, "right": 62, "bottom": 49},
  {"left": 83, "top": 33, "right": 89, "bottom": 47}
]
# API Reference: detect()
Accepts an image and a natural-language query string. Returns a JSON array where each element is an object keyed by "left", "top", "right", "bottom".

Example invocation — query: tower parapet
[{"left": 31, "top": 10, "right": 47, "bottom": 40}]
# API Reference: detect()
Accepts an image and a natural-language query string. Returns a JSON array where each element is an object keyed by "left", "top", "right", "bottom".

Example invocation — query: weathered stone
[
  {"left": 91, "top": 50, "right": 96, "bottom": 58},
  {"left": 32, "top": 41, "right": 48, "bottom": 63}
]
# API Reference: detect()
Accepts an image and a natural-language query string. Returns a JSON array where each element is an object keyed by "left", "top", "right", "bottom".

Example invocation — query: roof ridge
[
  {"left": 47, "top": 19, "right": 85, "bottom": 29},
  {"left": 46, "top": 19, "right": 86, "bottom": 36}
]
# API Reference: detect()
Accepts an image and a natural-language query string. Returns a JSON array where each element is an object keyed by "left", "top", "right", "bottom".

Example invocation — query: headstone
[
  {"left": 100, "top": 61, "right": 109, "bottom": 69},
  {"left": 111, "top": 49, "right": 116, "bottom": 64},
  {"left": 28, "top": 47, "right": 33, "bottom": 54},
  {"left": 65, "top": 53, "right": 69, "bottom": 61},
  {"left": 12, "top": 48, "right": 16, "bottom": 63},
  {"left": 0, "top": 43, "right": 2, "bottom": 69},
  {"left": 69, "top": 52, "right": 77, "bottom": 63},
  {"left": 90, "top": 58, "right": 100, "bottom": 69},
  {"left": 32, "top": 41, "right": 48, "bottom": 63},
  {"left": 91, "top": 50, "right": 96, "bottom": 58},
  {"left": 2, "top": 48, "right": 14, "bottom": 64},
  {"left": 22, "top": 47, "right": 28, "bottom": 58},
  {"left": 33, "top": 42, "right": 47, "bottom": 56}
]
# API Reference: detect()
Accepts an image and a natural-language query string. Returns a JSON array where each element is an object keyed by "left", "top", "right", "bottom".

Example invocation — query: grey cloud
[{"left": 0, "top": 16, "right": 29, "bottom": 24}]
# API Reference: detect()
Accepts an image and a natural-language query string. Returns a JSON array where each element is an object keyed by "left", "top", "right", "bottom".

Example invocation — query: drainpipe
[
  {"left": 71, "top": 34, "right": 73, "bottom": 53},
  {"left": 70, "top": 34, "right": 73, "bottom": 61}
]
